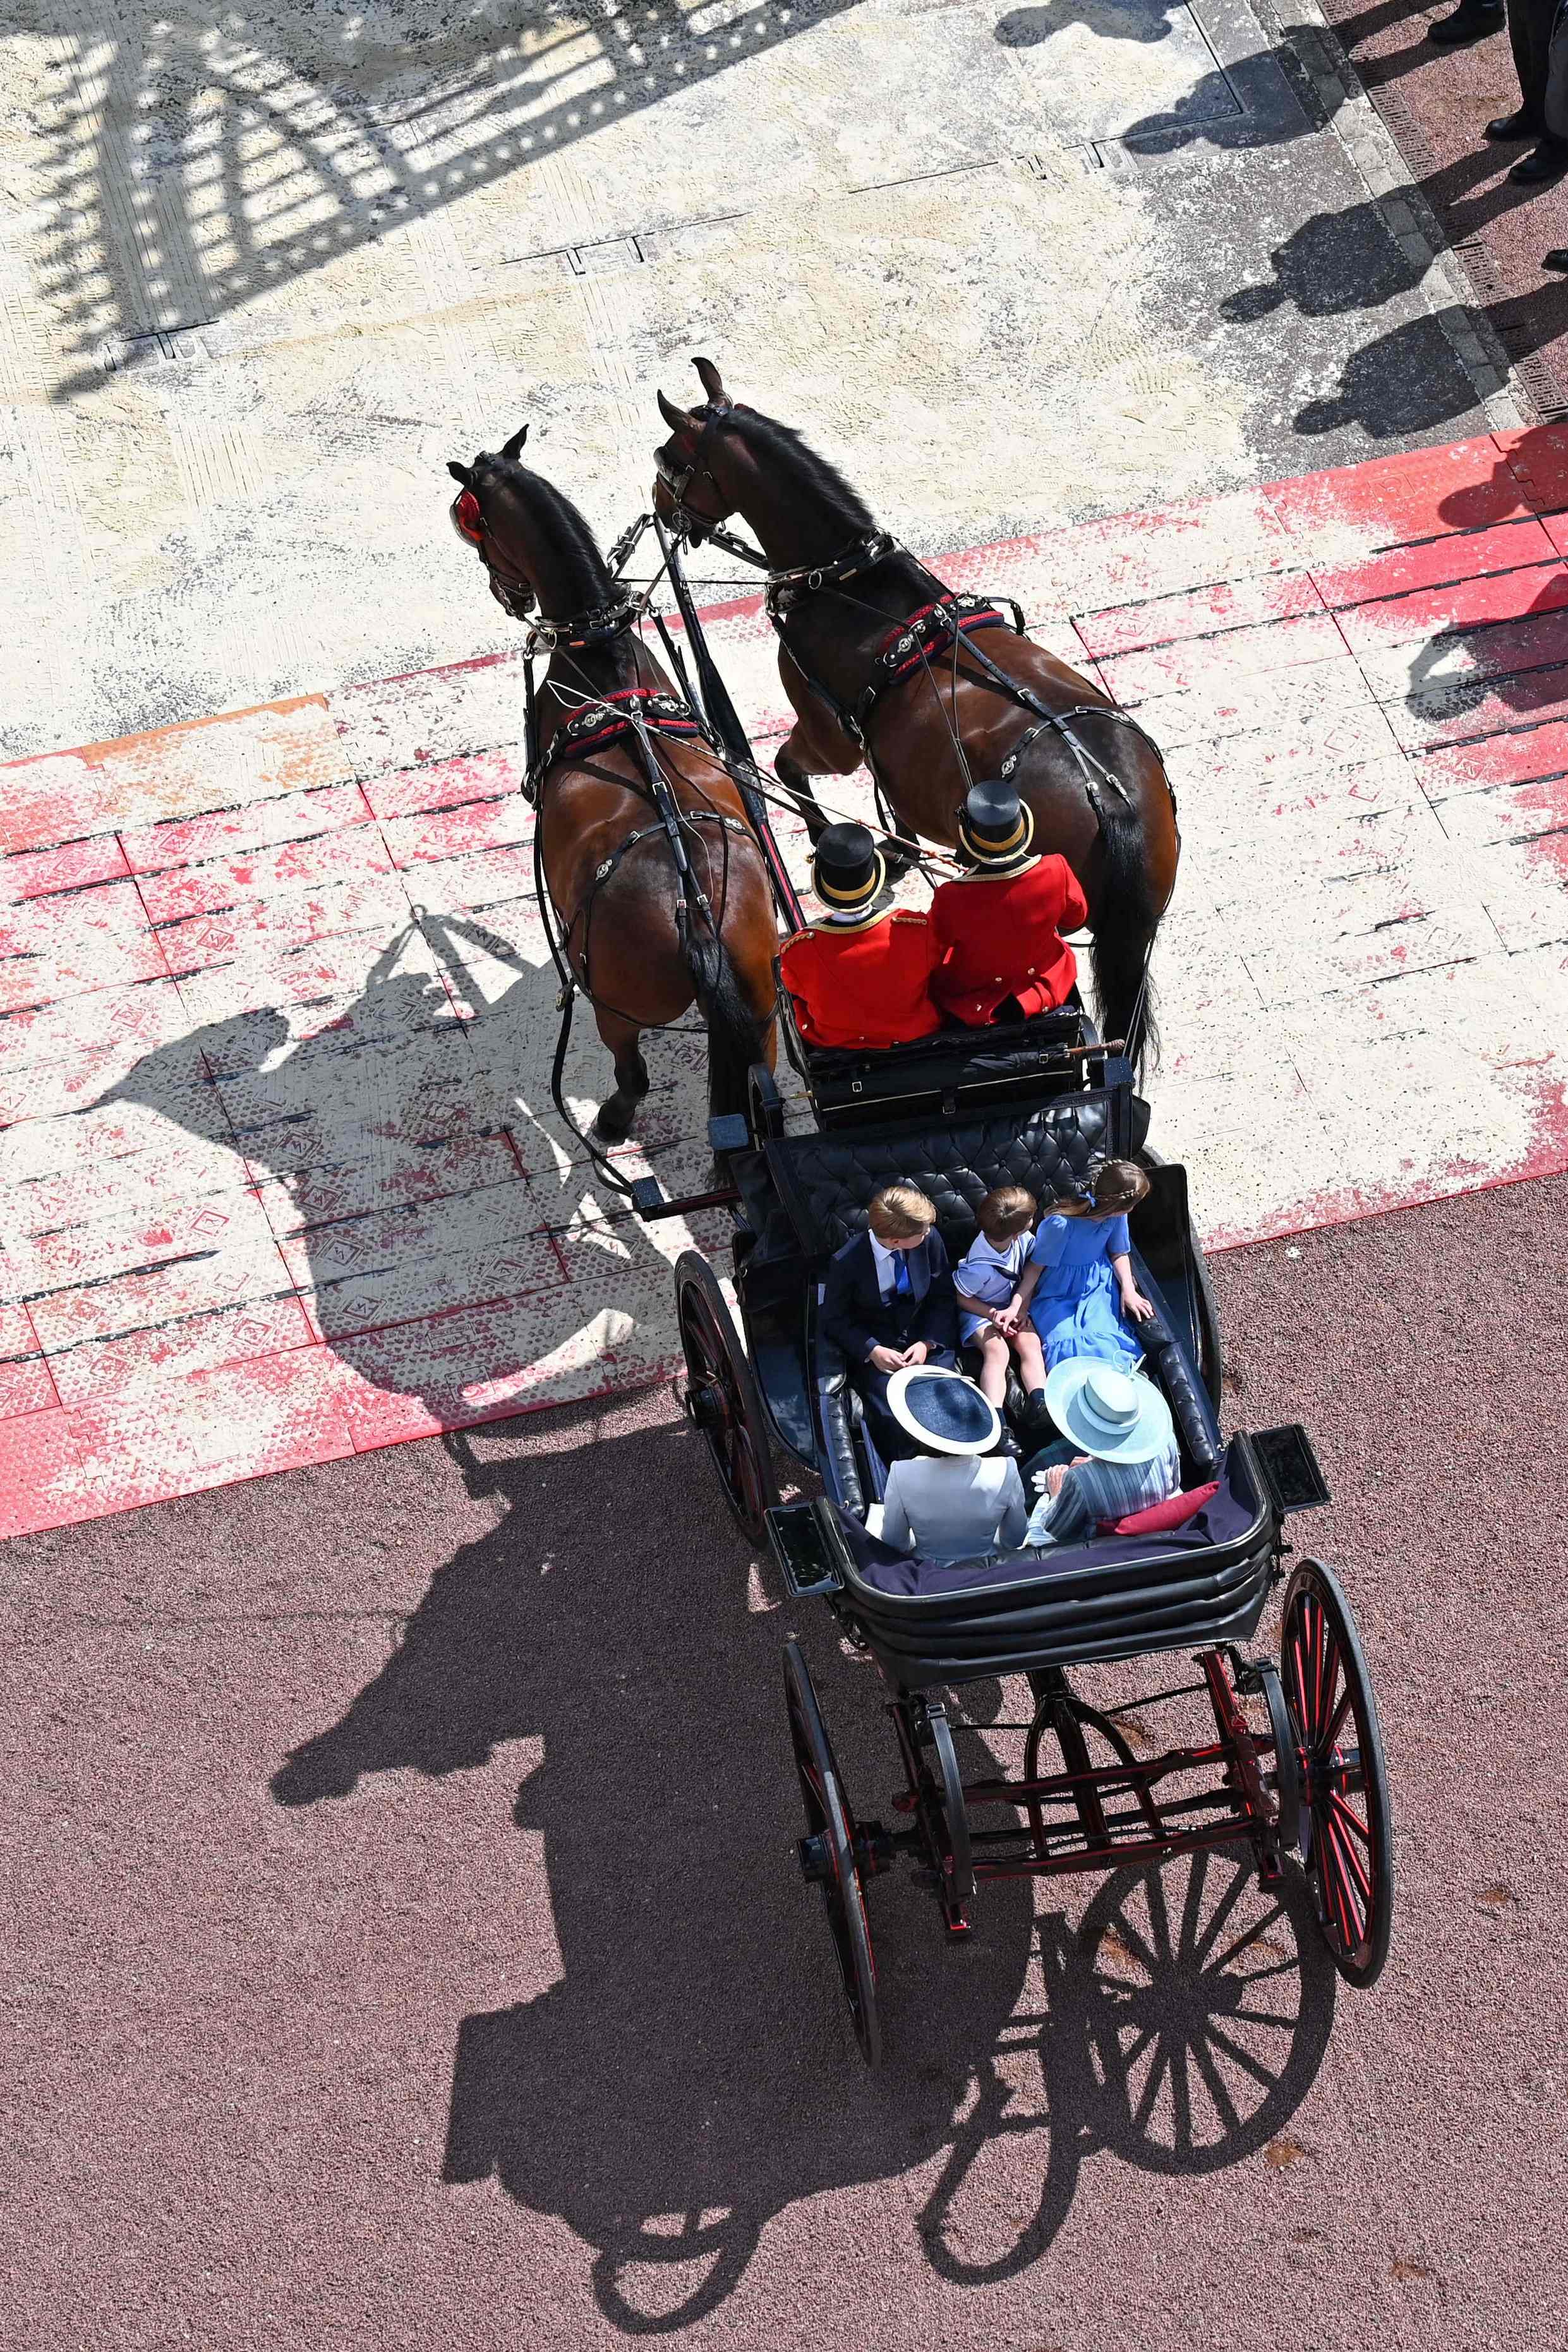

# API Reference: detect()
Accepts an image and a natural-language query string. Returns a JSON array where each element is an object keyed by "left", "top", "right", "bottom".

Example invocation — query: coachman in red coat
[
  {"left": 929, "top": 782, "right": 1089, "bottom": 1025},
  {"left": 780, "top": 823, "right": 944, "bottom": 1051}
]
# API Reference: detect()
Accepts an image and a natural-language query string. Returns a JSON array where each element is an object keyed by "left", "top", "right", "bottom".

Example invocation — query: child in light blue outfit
[
  {"left": 953, "top": 1186, "right": 1049, "bottom": 1413},
  {"left": 998, "top": 1161, "right": 1157, "bottom": 1373}
]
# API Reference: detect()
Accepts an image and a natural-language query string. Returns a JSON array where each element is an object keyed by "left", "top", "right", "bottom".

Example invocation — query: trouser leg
[{"left": 1507, "top": 0, "right": 1553, "bottom": 122}]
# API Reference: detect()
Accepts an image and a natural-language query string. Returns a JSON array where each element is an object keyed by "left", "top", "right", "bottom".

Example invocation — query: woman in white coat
[{"left": 874, "top": 1368, "right": 1029, "bottom": 1564}]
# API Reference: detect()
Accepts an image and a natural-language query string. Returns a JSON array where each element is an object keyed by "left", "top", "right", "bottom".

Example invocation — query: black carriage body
[
  {"left": 725, "top": 1017, "right": 1247, "bottom": 1684},
  {"left": 670, "top": 1010, "right": 1390, "bottom": 2056}
]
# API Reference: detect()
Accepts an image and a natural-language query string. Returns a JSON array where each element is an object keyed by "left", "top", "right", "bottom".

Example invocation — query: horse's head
[
  {"left": 446, "top": 425, "right": 543, "bottom": 620},
  {"left": 652, "top": 357, "right": 749, "bottom": 545}
]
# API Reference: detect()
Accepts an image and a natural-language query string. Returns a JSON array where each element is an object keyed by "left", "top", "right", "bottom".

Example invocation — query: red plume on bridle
[{"left": 446, "top": 423, "right": 528, "bottom": 548}]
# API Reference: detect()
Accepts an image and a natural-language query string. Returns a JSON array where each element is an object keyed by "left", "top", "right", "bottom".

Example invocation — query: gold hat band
[{"left": 816, "top": 855, "right": 885, "bottom": 905}]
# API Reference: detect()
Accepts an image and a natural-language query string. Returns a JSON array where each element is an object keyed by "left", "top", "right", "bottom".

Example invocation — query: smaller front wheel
[
  {"left": 1280, "top": 1559, "right": 1394, "bottom": 1987},
  {"left": 674, "top": 1251, "right": 779, "bottom": 1544}
]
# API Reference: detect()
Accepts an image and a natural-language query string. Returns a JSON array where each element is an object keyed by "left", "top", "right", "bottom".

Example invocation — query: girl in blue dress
[{"left": 998, "top": 1161, "right": 1158, "bottom": 1372}]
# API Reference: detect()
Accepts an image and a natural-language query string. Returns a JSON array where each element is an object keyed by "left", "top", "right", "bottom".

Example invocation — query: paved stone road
[
  {"left": 3, "top": 1177, "right": 1562, "bottom": 2351},
  {"left": 0, "top": 0, "right": 1516, "bottom": 757}
]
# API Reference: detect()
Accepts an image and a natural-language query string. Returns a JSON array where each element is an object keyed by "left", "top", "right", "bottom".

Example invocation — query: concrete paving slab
[{"left": 0, "top": 0, "right": 1509, "bottom": 759}]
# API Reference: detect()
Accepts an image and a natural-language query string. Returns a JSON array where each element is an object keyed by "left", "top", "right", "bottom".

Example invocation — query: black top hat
[
  {"left": 957, "top": 781, "right": 1036, "bottom": 872},
  {"left": 811, "top": 821, "right": 886, "bottom": 914}
]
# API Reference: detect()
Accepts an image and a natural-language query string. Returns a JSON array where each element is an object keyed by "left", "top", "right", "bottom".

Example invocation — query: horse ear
[
  {"left": 691, "top": 355, "right": 727, "bottom": 403},
  {"left": 657, "top": 387, "right": 700, "bottom": 440},
  {"left": 500, "top": 424, "right": 528, "bottom": 461},
  {"left": 446, "top": 461, "right": 473, "bottom": 485}
]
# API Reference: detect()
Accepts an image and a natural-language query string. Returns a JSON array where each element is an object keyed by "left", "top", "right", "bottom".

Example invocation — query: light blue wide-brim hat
[
  {"left": 886, "top": 1366, "right": 1002, "bottom": 1457},
  {"left": 1044, "top": 1359, "right": 1174, "bottom": 1464}
]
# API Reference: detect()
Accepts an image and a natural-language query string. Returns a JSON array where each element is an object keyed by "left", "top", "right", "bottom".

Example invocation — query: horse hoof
[{"left": 591, "top": 1105, "right": 633, "bottom": 1146}]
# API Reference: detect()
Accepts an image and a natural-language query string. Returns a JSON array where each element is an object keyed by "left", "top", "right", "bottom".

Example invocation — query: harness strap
[{"left": 523, "top": 689, "right": 706, "bottom": 806}]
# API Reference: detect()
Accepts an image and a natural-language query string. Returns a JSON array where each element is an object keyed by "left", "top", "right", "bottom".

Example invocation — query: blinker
[{"left": 452, "top": 490, "right": 485, "bottom": 547}]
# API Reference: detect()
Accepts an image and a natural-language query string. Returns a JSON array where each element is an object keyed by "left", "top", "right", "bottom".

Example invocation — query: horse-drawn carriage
[
  {"left": 670, "top": 1004, "right": 1392, "bottom": 2065},
  {"left": 444, "top": 373, "right": 1393, "bottom": 2070}
]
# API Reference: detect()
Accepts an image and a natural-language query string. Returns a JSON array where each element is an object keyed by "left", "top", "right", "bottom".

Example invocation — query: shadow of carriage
[{"left": 268, "top": 1412, "right": 1336, "bottom": 2334}]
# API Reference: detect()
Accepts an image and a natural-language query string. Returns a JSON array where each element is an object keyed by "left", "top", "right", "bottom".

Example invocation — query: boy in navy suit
[{"left": 821, "top": 1183, "right": 960, "bottom": 1460}]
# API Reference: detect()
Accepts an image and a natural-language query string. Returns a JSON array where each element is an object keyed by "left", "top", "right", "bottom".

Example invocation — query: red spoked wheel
[
  {"left": 674, "top": 1251, "right": 780, "bottom": 1545},
  {"left": 783, "top": 1636, "right": 882, "bottom": 2066},
  {"left": 1279, "top": 1559, "right": 1394, "bottom": 1987}
]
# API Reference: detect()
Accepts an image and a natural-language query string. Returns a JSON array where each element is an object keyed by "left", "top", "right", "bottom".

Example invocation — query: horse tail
[
  {"left": 682, "top": 915, "right": 768, "bottom": 1121},
  {"left": 1089, "top": 795, "right": 1161, "bottom": 1082}
]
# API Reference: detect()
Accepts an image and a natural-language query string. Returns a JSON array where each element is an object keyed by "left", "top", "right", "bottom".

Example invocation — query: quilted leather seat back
[{"left": 765, "top": 1093, "right": 1116, "bottom": 1257}]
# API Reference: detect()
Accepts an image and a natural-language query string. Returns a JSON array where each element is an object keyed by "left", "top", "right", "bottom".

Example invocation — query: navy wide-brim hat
[
  {"left": 886, "top": 1366, "right": 1003, "bottom": 1457},
  {"left": 812, "top": 819, "right": 886, "bottom": 912}
]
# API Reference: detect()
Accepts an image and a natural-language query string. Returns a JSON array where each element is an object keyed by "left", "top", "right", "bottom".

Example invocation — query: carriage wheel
[
  {"left": 674, "top": 1251, "right": 780, "bottom": 1545},
  {"left": 1249, "top": 1656, "right": 1302, "bottom": 1857},
  {"left": 783, "top": 1636, "right": 881, "bottom": 2067},
  {"left": 1279, "top": 1559, "right": 1393, "bottom": 1988}
]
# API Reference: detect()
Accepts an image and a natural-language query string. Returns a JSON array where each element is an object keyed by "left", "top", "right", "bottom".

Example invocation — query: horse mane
[
  {"left": 721, "top": 407, "right": 877, "bottom": 531},
  {"left": 473, "top": 453, "right": 615, "bottom": 601}
]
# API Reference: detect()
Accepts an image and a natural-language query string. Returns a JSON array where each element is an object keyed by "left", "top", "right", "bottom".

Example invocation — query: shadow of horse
[
  {"left": 87, "top": 912, "right": 685, "bottom": 1434},
  {"left": 268, "top": 1413, "right": 1336, "bottom": 2333}
]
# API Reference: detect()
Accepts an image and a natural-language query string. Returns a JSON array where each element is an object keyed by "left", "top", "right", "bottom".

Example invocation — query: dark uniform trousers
[{"left": 1509, "top": 0, "right": 1559, "bottom": 124}]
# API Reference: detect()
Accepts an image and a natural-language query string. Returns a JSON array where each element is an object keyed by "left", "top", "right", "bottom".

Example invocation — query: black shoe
[
  {"left": 996, "top": 1428, "right": 1023, "bottom": 1458},
  {"left": 1546, "top": 249, "right": 1568, "bottom": 272},
  {"left": 1430, "top": 1, "right": 1504, "bottom": 42},
  {"left": 1511, "top": 138, "right": 1568, "bottom": 181},
  {"left": 1487, "top": 107, "right": 1541, "bottom": 140}
]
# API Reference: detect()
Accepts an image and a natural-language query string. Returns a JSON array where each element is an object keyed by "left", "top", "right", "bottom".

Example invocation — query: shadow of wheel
[{"left": 1075, "top": 1845, "right": 1337, "bottom": 2174}]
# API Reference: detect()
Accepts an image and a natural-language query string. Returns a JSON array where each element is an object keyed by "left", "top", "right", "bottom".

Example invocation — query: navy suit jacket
[{"left": 820, "top": 1229, "right": 960, "bottom": 1366}]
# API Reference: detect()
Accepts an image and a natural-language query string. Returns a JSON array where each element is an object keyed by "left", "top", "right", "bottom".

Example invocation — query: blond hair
[
  {"left": 867, "top": 1183, "right": 938, "bottom": 1242},
  {"left": 976, "top": 1184, "right": 1036, "bottom": 1245},
  {"left": 1054, "top": 1159, "right": 1150, "bottom": 1221}
]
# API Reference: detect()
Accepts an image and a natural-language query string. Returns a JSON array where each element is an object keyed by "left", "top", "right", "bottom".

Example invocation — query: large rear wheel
[
  {"left": 675, "top": 1251, "right": 779, "bottom": 1544},
  {"left": 784, "top": 1636, "right": 882, "bottom": 2066},
  {"left": 1279, "top": 1559, "right": 1394, "bottom": 1987}
]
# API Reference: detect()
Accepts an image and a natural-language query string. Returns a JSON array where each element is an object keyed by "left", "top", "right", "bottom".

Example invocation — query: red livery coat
[
  {"left": 780, "top": 910, "right": 944, "bottom": 1050},
  {"left": 928, "top": 854, "right": 1088, "bottom": 1025}
]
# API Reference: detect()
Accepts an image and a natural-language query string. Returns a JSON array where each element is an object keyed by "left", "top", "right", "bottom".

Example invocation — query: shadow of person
[
  {"left": 995, "top": 0, "right": 1185, "bottom": 45},
  {"left": 271, "top": 1421, "right": 1338, "bottom": 2331},
  {"left": 87, "top": 915, "right": 680, "bottom": 1432},
  {"left": 1293, "top": 308, "right": 1495, "bottom": 440},
  {"left": 1221, "top": 199, "right": 1428, "bottom": 326},
  {"left": 1115, "top": 40, "right": 1327, "bottom": 154},
  {"left": 1400, "top": 563, "right": 1568, "bottom": 724},
  {"left": 1434, "top": 423, "right": 1568, "bottom": 533}
]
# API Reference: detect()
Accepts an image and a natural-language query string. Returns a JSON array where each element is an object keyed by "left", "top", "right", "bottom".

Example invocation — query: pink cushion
[{"left": 1099, "top": 1481, "right": 1219, "bottom": 1538}]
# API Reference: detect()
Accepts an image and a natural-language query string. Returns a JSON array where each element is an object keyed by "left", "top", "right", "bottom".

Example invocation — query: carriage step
[
  {"left": 630, "top": 1175, "right": 742, "bottom": 1221},
  {"left": 708, "top": 1112, "right": 751, "bottom": 1155}
]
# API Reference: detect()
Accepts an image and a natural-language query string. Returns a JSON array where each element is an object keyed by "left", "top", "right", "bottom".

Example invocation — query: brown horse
[
  {"left": 446, "top": 430, "right": 779, "bottom": 1143},
  {"left": 651, "top": 361, "right": 1180, "bottom": 1073}
]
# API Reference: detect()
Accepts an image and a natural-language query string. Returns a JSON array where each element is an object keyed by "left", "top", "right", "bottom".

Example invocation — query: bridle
[
  {"left": 655, "top": 411, "right": 898, "bottom": 610},
  {"left": 653, "top": 395, "right": 737, "bottom": 545},
  {"left": 450, "top": 485, "right": 641, "bottom": 644}
]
